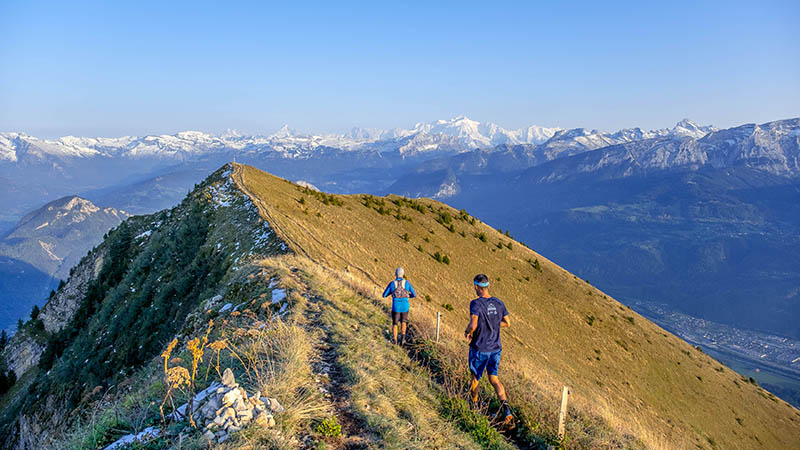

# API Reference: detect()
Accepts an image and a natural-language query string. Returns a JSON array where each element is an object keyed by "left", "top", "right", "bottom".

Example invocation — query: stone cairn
[{"left": 186, "top": 368, "right": 284, "bottom": 444}]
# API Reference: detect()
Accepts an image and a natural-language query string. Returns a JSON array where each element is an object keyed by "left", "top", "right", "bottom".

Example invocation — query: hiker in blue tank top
[
  {"left": 382, "top": 267, "right": 416, "bottom": 345},
  {"left": 464, "top": 274, "right": 514, "bottom": 428}
]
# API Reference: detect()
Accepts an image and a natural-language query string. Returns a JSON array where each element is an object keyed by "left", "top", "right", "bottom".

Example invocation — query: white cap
[{"left": 395, "top": 267, "right": 404, "bottom": 278}]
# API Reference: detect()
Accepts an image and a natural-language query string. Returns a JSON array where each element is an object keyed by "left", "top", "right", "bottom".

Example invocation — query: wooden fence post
[
  {"left": 435, "top": 312, "right": 441, "bottom": 343},
  {"left": 558, "top": 386, "right": 570, "bottom": 440}
]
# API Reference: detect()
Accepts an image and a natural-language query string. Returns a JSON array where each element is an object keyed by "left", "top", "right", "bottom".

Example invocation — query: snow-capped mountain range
[{"left": 0, "top": 116, "right": 716, "bottom": 163}]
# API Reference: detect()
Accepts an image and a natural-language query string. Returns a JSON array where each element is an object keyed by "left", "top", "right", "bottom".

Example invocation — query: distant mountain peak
[
  {"left": 270, "top": 124, "right": 297, "bottom": 138},
  {"left": 1, "top": 195, "right": 129, "bottom": 278}
]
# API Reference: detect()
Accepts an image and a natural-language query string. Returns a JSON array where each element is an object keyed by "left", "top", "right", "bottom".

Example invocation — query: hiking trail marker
[
  {"left": 558, "top": 386, "right": 570, "bottom": 440},
  {"left": 435, "top": 311, "right": 441, "bottom": 343}
]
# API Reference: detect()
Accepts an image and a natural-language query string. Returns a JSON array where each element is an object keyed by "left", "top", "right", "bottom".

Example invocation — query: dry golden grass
[{"left": 233, "top": 163, "right": 800, "bottom": 450}]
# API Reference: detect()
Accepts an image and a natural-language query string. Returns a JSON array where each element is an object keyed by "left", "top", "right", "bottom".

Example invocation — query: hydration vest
[{"left": 392, "top": 279, "right": 411, "bottom": 298}]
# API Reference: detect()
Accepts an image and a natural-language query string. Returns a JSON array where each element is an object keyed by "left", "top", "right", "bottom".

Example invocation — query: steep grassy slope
[{"left": 233, "top": 163, "right": 800, "bottom": 450}]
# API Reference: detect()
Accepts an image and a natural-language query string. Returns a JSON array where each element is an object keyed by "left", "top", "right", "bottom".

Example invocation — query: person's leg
[
  {"left": 399, "top": 312, "right": 408, "bottom": 344},
  {"left": 468, "top": 348, "right": 487, "bottom": 409},
  {"left": 487, "top": 351, "right": 513, "bottom": 424},
  {"left": 469, "top": 374, "right": 480, "bottom": 403},
  {"left": 487, "top": 375, "right": 507, "bottom": 402},
  {"left": 391, "top": 311, "right": 399, "bottom": 344}
]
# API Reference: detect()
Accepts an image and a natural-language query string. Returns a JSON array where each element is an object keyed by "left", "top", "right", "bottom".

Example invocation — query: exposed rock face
[
  {"left": 13, "top": 392, "right": 70, "bottom": 450},
  {"left": 38, "top": 248, "right": 104, "bottom": 334},
  {"left": 2, "top": 337, "right": 44, "bottom": 379},
  {"left": 1, "top": 247, "right": 103, "bottom": 377}
]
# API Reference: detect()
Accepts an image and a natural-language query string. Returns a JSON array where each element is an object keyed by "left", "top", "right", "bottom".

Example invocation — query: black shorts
[{"left": 392, "top": 311, "right": 408, "bottom": 325}]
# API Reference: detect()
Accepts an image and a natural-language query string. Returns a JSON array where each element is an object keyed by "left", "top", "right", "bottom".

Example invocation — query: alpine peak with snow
[{"left": 0, "top": 116, "right": 719, "bottom": 163}]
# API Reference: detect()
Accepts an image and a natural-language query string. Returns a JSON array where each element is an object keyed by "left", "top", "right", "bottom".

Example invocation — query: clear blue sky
[{"left": 1, "top": 0, "right": 798, "bottom": 138}]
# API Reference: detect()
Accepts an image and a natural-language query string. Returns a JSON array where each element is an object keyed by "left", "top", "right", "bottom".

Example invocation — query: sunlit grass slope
[{"left": 233, "top": 163, "right": 800, "bottom": 450}]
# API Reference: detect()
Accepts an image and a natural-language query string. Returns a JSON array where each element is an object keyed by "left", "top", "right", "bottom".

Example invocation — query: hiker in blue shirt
[
  {"left": 464, "top": 273, "right": 514, "bottom": 428},
  {"left": 382, "top": 267, "right": 417, "bottom": 345}
]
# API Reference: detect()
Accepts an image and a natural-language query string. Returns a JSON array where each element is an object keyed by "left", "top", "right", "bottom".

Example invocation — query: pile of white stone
[
  {"left": 190, "top": 368, "right": 284, "bottom": 444},
  {"left": 103, "top": 368, "right": 282, "bottom": 449}
]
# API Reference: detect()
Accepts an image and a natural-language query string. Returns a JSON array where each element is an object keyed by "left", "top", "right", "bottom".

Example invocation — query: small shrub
[
  {"left": 423, "top": 236, "right": 430, "bottom": 243},
  {"left": 624, "top": 316, "right": 635, "bottom": 325},
  {"left": 401, "top": 233, "right": 409, "bottom": 242},
  {"left": 442, "top": 255, "right": 451, "bottom": 265},
  {"left": 298, "top": 197, "right": 306, "bottom": 205},
  {"left": 436, "top": 211, "right": 453, "bottom": 226},
  {"left": 585, "top": 314, "right": 595, "bottom": 326},
  {"left": 440, "top": 397, "right": 507, "bottom": 448},
  {"left": 442, "top": 303, "right": 454, "bottom": 312},
  {"left": 417, "top": 245, "right": 424, "bottom": 253},
  {"left": 314, "top": 416, "right": 342, "bottom": 437},
  {"left": 496, "top": 241, "right": 504, "bottom": 249},
  {"left": 476, "top": 232, "right": 487, "bottom": 242},
  {"left": 424, "top": 294, "right": 432, "bottom": 303},
  {"left": 505, "top": 242, "right": 512, "bottom": 250}
]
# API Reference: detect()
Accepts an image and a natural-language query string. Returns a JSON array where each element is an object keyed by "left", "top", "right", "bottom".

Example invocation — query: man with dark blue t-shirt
[{"left": 464, "top": 273, "right": 513, "bottom": 427}]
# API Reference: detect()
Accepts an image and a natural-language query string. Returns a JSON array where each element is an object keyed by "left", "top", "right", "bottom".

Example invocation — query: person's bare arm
[
  {"left": 464, "top": 314, "right": 478, "bottom": 340},
  {"left": 500, "top": 314, "right": 510, "bottom": 328}
]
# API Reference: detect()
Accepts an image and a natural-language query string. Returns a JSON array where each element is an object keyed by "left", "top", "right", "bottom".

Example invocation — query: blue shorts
[{"left": 468, "top": 347, "right": 501, "bottom": 381}]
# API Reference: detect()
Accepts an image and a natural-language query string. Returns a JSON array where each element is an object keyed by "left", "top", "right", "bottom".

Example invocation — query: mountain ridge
[
  {"left": 0, "top": 163, "right": 797, "bottom": 449},
  {"left": 0, "top": 116, "right": 717, "bottom": 163}
]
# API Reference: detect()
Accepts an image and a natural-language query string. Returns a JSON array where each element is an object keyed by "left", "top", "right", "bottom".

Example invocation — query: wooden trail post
[
  {"left": 435, "top": 312, "right": 441, "bottom": 343},
  {"left": 557, "top": 386, "right": 570, "bottom": 440}
]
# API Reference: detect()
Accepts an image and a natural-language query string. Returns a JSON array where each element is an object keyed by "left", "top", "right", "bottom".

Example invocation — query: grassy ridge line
[
  {"left": 232, "top": 163, "right": 800, "bottom": 450},
  {"left": 279, "top": 255, "right": 491, "bottom": 449}
]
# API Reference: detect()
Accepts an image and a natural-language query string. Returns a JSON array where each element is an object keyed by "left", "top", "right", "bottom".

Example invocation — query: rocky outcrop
[
  {"left": 186, "top": 368, "right": 281, "bottom": 444},
  {"left": 103, "top": 369, "right": 282, "bottom": 449},
  {"left": 38, "top": 248, "right": 104, "bottom": 334},
  {"left": 2, "top": 336, "right": 44, "bottom": 379},
  {"left": 2, "top": 247, "right": 103, "bottom": 377}
]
